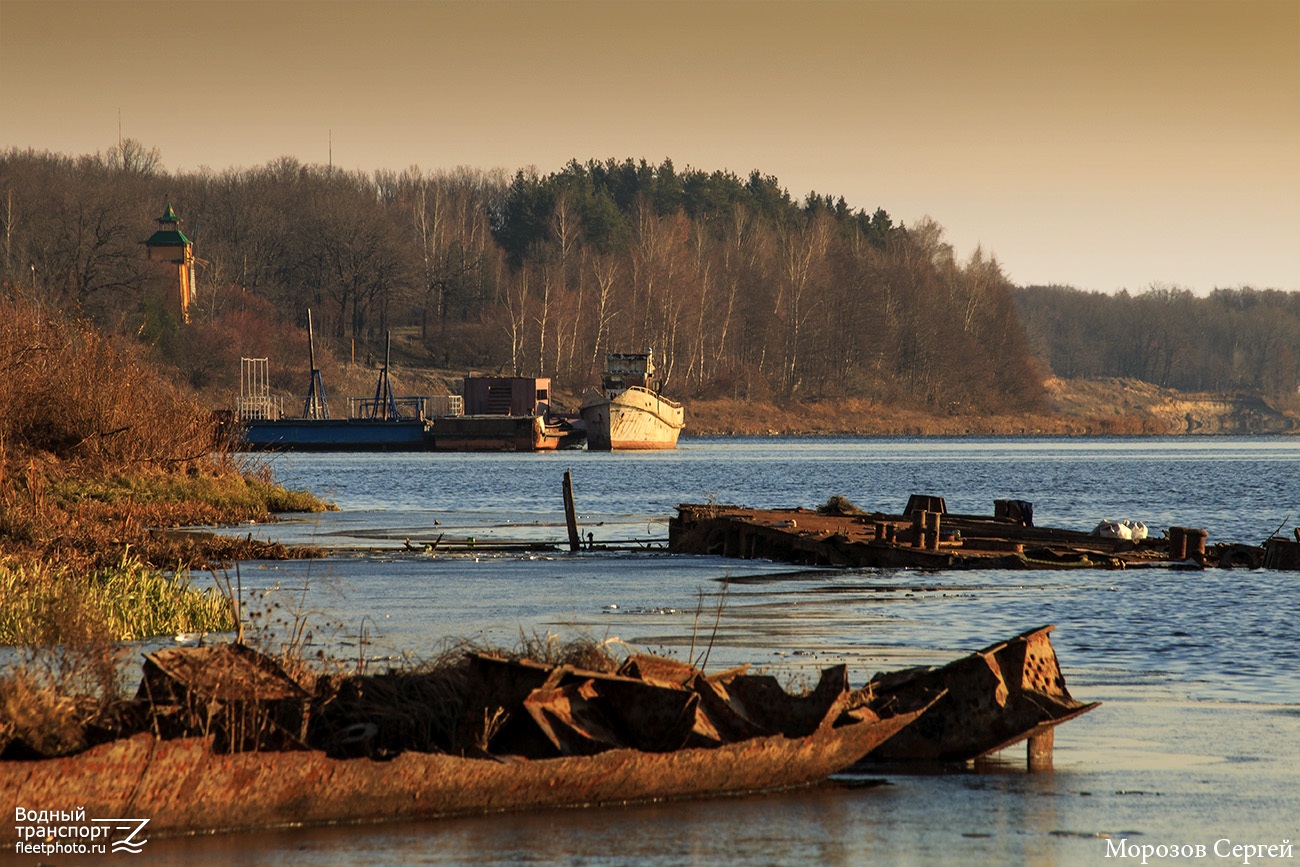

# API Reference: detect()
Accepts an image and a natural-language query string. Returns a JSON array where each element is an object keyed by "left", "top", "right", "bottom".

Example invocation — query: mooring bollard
[
  {"left": 1168, "top": 526, "right": 1188, "bottom": 560},
  {"left": 1186, "top": 528, "right": 1208, "bottom": 560},
  {"left": 924, "top": 511, "right": 942, "bottom": 550},
  {"left": 911, "top": 510, "right": 927, "bottom": 548}
]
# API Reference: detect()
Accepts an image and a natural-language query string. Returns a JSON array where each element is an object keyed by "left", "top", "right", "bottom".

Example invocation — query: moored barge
[{"left": 669, "top": 494, "right": 1293, "bottom": 570}]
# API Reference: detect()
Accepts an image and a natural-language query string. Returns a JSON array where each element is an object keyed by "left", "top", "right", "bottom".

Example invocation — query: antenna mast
[{"left": 303, "top": 309, "right": 329, "bottom": 419}]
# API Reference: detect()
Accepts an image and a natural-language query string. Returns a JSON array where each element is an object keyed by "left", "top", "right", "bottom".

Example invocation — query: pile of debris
[{"left": 85, "top": 644, "right": 926, "bottom": 761}]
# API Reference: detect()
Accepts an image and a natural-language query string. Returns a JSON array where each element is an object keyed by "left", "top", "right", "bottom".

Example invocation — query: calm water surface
[{"left": 142, "top": 437, "right": 1298, "bottom": 866}]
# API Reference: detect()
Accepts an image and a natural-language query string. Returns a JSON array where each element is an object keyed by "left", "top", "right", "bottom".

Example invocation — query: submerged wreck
[
  {"left": 2, "top": 645, "right": 929, "bottom": 839},
  {"left": 0, "top": 627, "right": 1095, "bottom": 840},
  {"left": 670, "top": 494, "right": 1298, "bottom": 571}
]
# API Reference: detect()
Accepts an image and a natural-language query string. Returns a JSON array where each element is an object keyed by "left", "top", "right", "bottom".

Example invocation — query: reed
[
  {"left": 0, "top": 553, "right": 234, "bottom": 757},
  {"left": 0, "top": 299, "right": 332, "bottom": 754},
  {"left": 0, "top": 556, "right": 235, "bottom": 646}
]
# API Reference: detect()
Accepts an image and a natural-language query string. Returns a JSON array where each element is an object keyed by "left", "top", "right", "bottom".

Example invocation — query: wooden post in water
[{"left": 562, "top": 469, "right": 581, "bottom": 552}]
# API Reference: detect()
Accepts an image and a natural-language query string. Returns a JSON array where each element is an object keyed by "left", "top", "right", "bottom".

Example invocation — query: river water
[{"left": 138, "top": 437, "right": 1297, "bottom": 866}]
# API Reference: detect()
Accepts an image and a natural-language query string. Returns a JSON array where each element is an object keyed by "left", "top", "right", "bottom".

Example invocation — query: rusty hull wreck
[
  {"left": 0, "top": 646, "right": 935, "bottom": 840},
  {"left": 1, "top": 626, "right": 1103, "bottom": 841}
]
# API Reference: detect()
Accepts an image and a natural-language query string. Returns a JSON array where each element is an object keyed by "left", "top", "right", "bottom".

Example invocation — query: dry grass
[
  {"left": 683, "top": 396, "right": 1087, "bottom": 436},
  {"left": 0, "top": 668, "right": 104, "bottom": 757},
  {"left": 0, "top": 555, "right": 236, "bottom": 756},
  {"left": 685, "top": 379, "right": 1300, "bottom": 437},
  {"left": 817, "top": 495, "right": 866, "bottom": 516},
  {"left": 507, "top": 631, "right": 623, "bottom": 673},
  {"left": 0, "top": 298, "right": 333, "bottom": 754},
  {"left": 0, "top": 298, "right": 327, "bottom": 561},
  {"left": 0, "top": 301, "right": 214, "bottom": 472},
  {"left": 0, "top": 559, "right": 132, "bottom": 757}
]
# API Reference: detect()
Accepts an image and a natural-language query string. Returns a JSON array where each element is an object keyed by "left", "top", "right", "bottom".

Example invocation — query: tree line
[
  {"left": 0, "top": 145, "right": 1044, "bottom": 411},
  {"left": 3, "top": 143, "right": 1293, "bottom": 412},
  {"left": 1015, "top": 285, "right": 1300, "bottom": 398}
]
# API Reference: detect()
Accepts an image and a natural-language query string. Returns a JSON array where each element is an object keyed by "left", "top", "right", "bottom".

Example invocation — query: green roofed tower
[{"left": 142, "top": 202, "right": 196, "bottom": 324}]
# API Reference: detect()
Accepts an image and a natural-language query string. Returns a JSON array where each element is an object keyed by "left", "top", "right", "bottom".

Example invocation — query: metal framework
[{"left": 237, "top": 357, "right": 278, "bottom": 420}]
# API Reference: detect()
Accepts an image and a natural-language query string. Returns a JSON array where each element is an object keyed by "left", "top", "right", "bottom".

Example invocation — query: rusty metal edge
[
  {"left": 0, "top": 699, "right": 933, "bottom": 841},
  {"left": 967, "top": 701, "right": 1103, "bottom": 761}
]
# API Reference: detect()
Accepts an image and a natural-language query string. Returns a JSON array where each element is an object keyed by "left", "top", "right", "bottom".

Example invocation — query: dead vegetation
[
  {"left": 0, "top": 625, "right": 627, "bottom": 762},
  {"left": 0, "top": 298, "right": 335, "bottom": 755},
  {"left": 0, "top": 296, "right": 325, "bottom": 583},
  {"left": 817, "top": 495, "right": 867, "bottom": 516}
]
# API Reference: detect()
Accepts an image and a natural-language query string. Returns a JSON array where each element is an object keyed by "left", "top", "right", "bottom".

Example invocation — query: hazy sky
[{"left": 2, "top": 0, "right": 1297, "bottom": 293}]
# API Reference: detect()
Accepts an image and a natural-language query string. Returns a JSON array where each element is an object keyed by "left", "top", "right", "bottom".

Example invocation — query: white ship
[{"left": 579, "top": 351, "right": 685, "bottom": 450}]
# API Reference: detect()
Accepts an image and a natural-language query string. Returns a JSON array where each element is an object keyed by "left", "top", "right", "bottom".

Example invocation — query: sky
[{"left": 2, "top": 0, "right": 1297, "bottom": 294}]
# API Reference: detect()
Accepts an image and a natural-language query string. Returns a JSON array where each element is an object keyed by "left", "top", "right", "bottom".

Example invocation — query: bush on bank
[{"left": 0, "top": 297, "right": 327, "bottom": 647}]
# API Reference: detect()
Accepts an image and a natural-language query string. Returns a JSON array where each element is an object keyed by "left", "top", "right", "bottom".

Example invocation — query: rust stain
[{"left": 1, "top": 626, "right": 1100, "bottom": 839}]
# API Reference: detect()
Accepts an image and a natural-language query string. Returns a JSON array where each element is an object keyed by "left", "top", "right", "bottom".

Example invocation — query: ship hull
[
  {"left": 240, "top": 418, "right": 429, "bottom": 451},
  {"left": 580, "top": 387, "right": 684, "bottom": 450},
  {"left": 429, "top": 415, "right": 585, "bottom": 452}
]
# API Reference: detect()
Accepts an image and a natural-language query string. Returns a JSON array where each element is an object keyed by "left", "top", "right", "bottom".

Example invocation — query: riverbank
[
  {"left": 682, "top": 378, "right": 1300, "bottom": 436},
  {"left": 318, "top": 363, "right": 1299, "bottom": 437},
  {"left": 0, "top": 298, "right": 330, "bottom": 687}
]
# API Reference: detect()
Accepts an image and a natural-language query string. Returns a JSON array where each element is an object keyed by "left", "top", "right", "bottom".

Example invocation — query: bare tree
[
  {"left": 775, "top": 211, "right": 831, "bottom": 393},
  {"left": 588, "top": 253, "right": 620, "bottom": 373}
]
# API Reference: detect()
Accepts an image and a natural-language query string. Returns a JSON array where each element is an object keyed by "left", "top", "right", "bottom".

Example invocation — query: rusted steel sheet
[
  {"left": 0, "top": 701, "right": 926, "bottom": 840},
  {"left": 139, "top": 643, "right": 309, "bottom": 752},
  {"left": 477, "top": 656, "right": 874, "bottom": 759},
  {"left": 0, "top": 624, "right": 1106, "bottom": 840},
  {"left": 141, "top": 644, "right": 305, "bottom": 703},
  {"left": 618, "top": 654, "right": 750, "bottom": 687},
  {"left": 1263, "top": 536, "right": 1300, "bottom": 570},
  {"left": 862, "top": 625, "right": 1100, "bottom": 764}
]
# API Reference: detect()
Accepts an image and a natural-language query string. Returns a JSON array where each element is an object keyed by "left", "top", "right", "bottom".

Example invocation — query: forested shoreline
[
  {"left": 1, "top": 143, "right": 1297, "bottom": 422},
  {"left": 1016, "top": 285, "right": 1300, "bottom": 396}
]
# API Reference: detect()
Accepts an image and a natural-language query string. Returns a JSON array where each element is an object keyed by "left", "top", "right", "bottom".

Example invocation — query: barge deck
[{"left": 669, "top": 494, "right": 1299, "bottom": 570}]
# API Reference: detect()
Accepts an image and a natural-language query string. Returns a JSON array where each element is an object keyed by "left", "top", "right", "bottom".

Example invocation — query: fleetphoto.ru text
[{"left": 14, "top": 806, "right": 149, "bottom": 856}]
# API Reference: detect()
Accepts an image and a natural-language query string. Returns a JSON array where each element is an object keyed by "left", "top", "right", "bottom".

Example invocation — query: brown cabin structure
[{"left": 461, "top": 377, "right": 551, "bottom": 417}]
